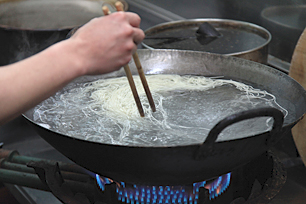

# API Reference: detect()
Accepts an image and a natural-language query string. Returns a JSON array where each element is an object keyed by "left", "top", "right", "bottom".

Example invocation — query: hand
[
  {"left": 68, "top": 11, "right": 145, "bottom": 75},
  {"left": 0, "top": 12, "right": 144, "bottom": 124}
]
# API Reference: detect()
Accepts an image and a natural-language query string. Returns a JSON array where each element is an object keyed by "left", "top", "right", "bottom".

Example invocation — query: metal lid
[{"left": 142, "top": 18, "right": 271, "bottom": 56}]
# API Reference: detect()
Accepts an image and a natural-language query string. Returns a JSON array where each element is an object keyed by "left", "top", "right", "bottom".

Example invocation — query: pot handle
[{"left": 195, "top": 107, "right": 284, "bottom": 160}]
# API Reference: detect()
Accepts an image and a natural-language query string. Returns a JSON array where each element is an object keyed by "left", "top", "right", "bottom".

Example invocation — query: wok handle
[{"left": 195, "top": 107, "right": 284, "bottom": 160}]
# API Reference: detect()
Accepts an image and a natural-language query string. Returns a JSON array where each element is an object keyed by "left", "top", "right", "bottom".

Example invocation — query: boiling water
[{"left": 33, "top": 75, "right": 287, "bottom": 147}]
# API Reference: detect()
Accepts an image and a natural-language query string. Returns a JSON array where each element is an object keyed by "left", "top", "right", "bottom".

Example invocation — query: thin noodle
[{"left": 33, "top": 74, "right": 288, "bottom": 146}]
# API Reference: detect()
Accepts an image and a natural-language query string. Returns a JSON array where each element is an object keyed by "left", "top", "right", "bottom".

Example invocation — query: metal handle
[{"left": 195, "top": 107, "right": 284, "bottom": 160}]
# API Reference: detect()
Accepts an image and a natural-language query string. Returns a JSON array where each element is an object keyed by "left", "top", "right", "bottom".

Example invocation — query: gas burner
[
  {"left": 96, "top": 173, "right": 231, "bottom": 203},
  {"left": 0, "top": 149, "right": 287, "bottom": 204}
]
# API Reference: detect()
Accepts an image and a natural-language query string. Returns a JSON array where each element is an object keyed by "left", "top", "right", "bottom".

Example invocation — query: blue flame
[
  {"left": 96, "top": 173, "right": 231, "bottom": 203},
  {"left": 205, "top": 173, "right": 231, "bottom": 200},
  {"left": 96, "top": 174, "right": 113, "bottom": 191}
]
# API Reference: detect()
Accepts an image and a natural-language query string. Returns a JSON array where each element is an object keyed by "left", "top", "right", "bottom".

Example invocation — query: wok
[{"left": 23, "top": 49, "right": 306, "bottom": 185}]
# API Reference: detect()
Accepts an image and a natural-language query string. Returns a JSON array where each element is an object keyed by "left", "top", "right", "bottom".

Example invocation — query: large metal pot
[
  {"left": 0, "top": 0, "right": 104, "bottom": 65},
  {"left": 261, "top": 5, "right": 306, "bottom": 63},
  {"left": 23, "top": 49, "right": 306, "bottom": 185},
  {"left": 142, "top": 19, "right": 271, "bottom": 64}
]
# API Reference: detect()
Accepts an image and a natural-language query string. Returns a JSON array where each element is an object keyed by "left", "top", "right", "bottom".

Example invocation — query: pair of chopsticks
[{"left": 102, "top": 1, "right": 156, "bottom": 117}]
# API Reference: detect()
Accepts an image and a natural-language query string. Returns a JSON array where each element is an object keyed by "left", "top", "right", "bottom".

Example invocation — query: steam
[{"left": 10, "top": 30, "right": 64, "bottom": 64}]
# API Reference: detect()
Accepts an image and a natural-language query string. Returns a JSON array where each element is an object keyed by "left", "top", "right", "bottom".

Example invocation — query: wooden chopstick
[
  {"left": 102, "top": 6, "right": 111, "bottom": 15},
  {"left": 103, "top": 2, "right": 157, "bottom": 116},
  {"left": 131, "top": 52, "right": 156, "bottom": 112},
  {"left": 115, "top": 1, "right": 156, "bottom": 113},
  {"left": 102, "top": 5, "right": 145, "bottom": 117},
  {"left": 121, "top": 64, "right": 145, "bottom": 117}
]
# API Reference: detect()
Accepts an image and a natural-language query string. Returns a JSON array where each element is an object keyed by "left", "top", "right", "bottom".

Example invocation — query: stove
[
  {"left": 0, "top": 134, "right": 298, "bottom": 204},
  {"left": 1, "top": 0, "right": 306, "bottom": 203}
]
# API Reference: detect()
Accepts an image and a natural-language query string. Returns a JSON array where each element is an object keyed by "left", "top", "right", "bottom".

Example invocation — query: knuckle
[
  {"left": 139, "top": 30, "right": 145, "bottom": 40},
  {"left": 90, "top": 17, "right": 100, "bottom": 24},
  {"left": 123, "top": 25, "right": 134, "bottom": 36},
  {"left": 126, "top": 41, "right": 135, "bottom": 51},
  {"left": 113, "top": 11, "right": 126, "bottom": 20},
  {"left": 134, "top": 14, "right": 141, "bottom": 25}
]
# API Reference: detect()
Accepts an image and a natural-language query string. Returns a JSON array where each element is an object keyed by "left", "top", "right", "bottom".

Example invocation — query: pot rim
[
  {"left": 142, "top": 18, "right": 272, "bottom": 57},
  {"left": 0, "top": 0, "right": 104, "bottom": 31},
  {"left": 261, "top": 5, "right": 306, "bottom": 31}
]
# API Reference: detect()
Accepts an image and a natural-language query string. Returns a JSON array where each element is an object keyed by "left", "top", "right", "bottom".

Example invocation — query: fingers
[
  {"left": 124, "top": 12, "right": 145, "bottom": 45},
  {"left": 110, "top": 12, "right": 145, "bottom": 45},
  {"left": 101, "top": 11, "right": 144, "bottom": 45},
  {"left": 123, "top": 12, "right": 141, "bottom": 28},
  {"left": 68, "top": 11, "right": 145, "bottom": 75},
  {"left": 106, "top": 11, "right": 141, "bottom": 28},
  {"left": 133, "top": 27, "right": 145, "bottom": 45}
]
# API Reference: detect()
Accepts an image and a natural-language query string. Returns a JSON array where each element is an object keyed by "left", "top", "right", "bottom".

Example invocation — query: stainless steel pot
[
  {"left": 261, "top": 5, "right": 306, "bottom": 62},
  {"left": 0, "top": 0, "right": 104, "bottom": 65},
  {"left": 142, "top": 19, "right": 271, "bottom": 64}
]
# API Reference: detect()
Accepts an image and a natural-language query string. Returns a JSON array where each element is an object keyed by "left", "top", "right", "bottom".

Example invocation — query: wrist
[{"left": 50, "top": 38, "right": 87, "bottom": 79}]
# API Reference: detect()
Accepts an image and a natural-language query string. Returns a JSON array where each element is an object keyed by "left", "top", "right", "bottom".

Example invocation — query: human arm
[{"left": 0, "top": 12, "right": 144, "bottom": 125}]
